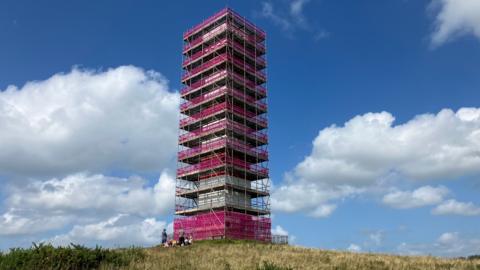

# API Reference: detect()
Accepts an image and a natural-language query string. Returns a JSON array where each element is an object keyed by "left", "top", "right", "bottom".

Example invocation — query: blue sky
[{"left": 1, "top": 0, "right": 480, "bottom": 256}]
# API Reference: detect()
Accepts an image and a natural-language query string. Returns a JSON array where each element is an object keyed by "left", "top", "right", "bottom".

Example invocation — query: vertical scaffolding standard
[{"left": 174, "top": 8, "right": 271, "bottom": 242}]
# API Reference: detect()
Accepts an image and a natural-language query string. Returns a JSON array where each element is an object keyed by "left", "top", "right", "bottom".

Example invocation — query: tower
[{"left": 174, "top": 8, "right": 270, "bottom": 241}]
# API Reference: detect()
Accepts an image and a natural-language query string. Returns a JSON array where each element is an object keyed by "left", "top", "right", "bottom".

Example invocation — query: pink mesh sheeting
[
  {"left": 174, "top": 210, "right": 271, "bottom": 242},
  {"left": 224, "top": 211, "right": 271, "bottom": 242},
  {"left": 174, "top": 211, "right": 225, "bottom": 240}
]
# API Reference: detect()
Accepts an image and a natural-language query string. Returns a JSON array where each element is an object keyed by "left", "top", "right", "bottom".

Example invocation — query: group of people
[{"left": 161, "top": 229, "right": 193, "bottom": 247}]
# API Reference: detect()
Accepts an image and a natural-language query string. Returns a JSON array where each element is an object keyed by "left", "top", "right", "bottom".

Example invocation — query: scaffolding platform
[{"left": 175, "top": 8, "right": 270, "bottom": 242}]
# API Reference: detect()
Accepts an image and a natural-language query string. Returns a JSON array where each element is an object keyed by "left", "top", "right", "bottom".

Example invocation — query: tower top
[{"left": 183, "top": 8, "right": 265, "bottom": 40}]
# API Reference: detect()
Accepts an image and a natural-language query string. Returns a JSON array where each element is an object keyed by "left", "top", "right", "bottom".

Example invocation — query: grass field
[
  {"left": 130, "top": 240, "right": 480, "bottom": 270},
  {"left": 2, "top": 240, "right": 480, "bottom": 270}
]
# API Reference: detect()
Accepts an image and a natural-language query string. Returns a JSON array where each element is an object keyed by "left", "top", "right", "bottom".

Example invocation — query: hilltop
[{"left": 139, "top": 240, "right": 480, "bottom": 270}]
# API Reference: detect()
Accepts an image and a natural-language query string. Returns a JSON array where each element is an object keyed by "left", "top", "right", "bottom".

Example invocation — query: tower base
[{"left": 174, "top": 210, "right": 271, "bottom": 242}]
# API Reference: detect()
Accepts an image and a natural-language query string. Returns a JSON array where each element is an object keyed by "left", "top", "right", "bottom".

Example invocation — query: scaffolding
[{"left": 174, "top": 8, "right": 271, "bottom": 242}]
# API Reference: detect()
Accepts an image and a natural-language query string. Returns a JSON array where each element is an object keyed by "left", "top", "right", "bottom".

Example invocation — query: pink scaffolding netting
[{"left": 174, "top": 210, "right": 271, "bottom": 242}]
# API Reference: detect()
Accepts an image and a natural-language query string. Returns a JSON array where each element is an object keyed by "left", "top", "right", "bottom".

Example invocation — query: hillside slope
[
  {"left": 132, "top": 240, "right": 480, "bottom": 270},
  {"left": 2, "top": 241, "right": 479, "bottom": 270}
]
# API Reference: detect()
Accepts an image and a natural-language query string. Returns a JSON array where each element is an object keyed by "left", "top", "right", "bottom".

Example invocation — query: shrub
[
  {"left": 257, "top": 261, "right": 293, "bottom": 270},
  {"left": 467, "top": 255, "right": 480, "bottom": 260},
  {"left": 0, "top": 243, "right": 145, "bottom": 270}
]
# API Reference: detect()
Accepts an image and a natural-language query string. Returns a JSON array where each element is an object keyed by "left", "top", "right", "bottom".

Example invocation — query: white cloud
[
  {"left": 13, "top": 172, "right": 174, "bottom": 216},
  {"left": 301, "top": 109, "right": 480, "bottom": 182},
  {"left": 368, "top": 231, "right": 384, "bottom": 246},
  {"left": 432, "top": 199, "right": 480, "bottom": 216},
  {"left": 0, "top": 171, "right": 175, "bottom": 236},
  {"left": 272, "top": 182, "right": 357, "bottom": 217},
  {"left": 430, "top": 0, "right": 480, "bottom": 46},
  {"left": 397, "top": 242, "right": 424, "bottom": 256},
  {"left": 0, "top": 66, "right": 179, "bottom": 248},
  {"left": 274, "top": 108, "right": 480, "bottom": 217},
  {"left": 259, "top": 1, "right": 327, "bottom": 39},
  {"left": 271, "top": 225, "right": 296, "bottom": 244},
  {"left": 260, "top": 2, "right": 293, "bottom": 32},
  {"left": 290, "top": 0, "right": 308, "bottom": 16},
  {"left": 49, "top": 215, "right": 169, "bottom": 247},
  {"left": 434, "top": 232, "right": 478, "bottom": 255},
  {"left": 271, "top": 225, "right": 289, "bottom": 236},
  {"left": 438, "top": 232, "right": 459, "bottom": 245},
  {"left": 0, "top": 65, "right": 179, "bottom": 178},
  {"left": 347, "top": 244, "right": 362, "bottom": 252},
  {"left": 309, "top": 204, "right": 337, "bottom": 218},
  {"left": 290, "top": 0, "right": 310, "bottom": 27},
  {"left": 397, "top": 232, "right": 480, "bottom": 256},
  {"left": 382, "top": 186, "right": 449, "bottom": 209},
  {"left": 0, "top": 210, "right": 70, "bottom": 236}
]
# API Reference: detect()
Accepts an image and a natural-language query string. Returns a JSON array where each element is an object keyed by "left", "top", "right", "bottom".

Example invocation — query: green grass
[
  {"left": 140, "top": 240, "right": 480, "bottom": 270},
  {"left": 0, "top": 243, "right": 144, "bottom": 270},
  {"left": 1, "top": 240, "right": 479, "bottom": 270}
]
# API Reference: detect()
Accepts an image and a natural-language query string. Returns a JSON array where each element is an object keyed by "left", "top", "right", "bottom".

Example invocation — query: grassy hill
[{"left": 1, "top": 240, "right": 480, "bottom": 270}]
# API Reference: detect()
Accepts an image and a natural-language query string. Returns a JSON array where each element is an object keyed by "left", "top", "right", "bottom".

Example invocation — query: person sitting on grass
[
  {"left": 179, "top": 233, "right": 185, "bottom": 246},
  {"left": 186, "top": 235, "right": 193, "bottom": 245}
]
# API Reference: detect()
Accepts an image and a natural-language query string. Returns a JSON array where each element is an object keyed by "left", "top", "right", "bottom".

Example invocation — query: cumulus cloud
[
  {"left": 0, "top": 210, "right": 70, "bottom": 236},
  {"left": 273, "top": 108, "right": 480, "bottom": 217},
  {"left": 272, "top": 182, "right": 357, "bottom": 217},
  {"left": 347, "top": 243, "right": 362, "bottom": 252},
  {"left": 0, "top": 171, "right": 175, "bottom": 237},
  {"left": 434, "top": 232, "right": 480, "bottom": 256},
  {"left": 430, "top": 0, "right": 480, "bottom": 46},
  {"left": 309, "top": 204, "right": 337, "bottom": 218},
  {"left": 398, "top": 232, "right": 480, "bottom": 256},
  {"left": 271, "top": 225, "right": 289, "bottom": 236},
  {"left": 438, "top": 232, "right": 459, "bottom": 245},
  {"left": 432, "top": 199, "right": 480, "bottom": 216},
  {"left": 0, "top": 66, "right": 181, "bottom": 249},
  {"left": 0, "top": 65, "right": 180, "bottom": 178},
  {"left": 382, "top": 186, "right": 449, "bottom": 209},
  {"left": 10, "top": 171, "right": 174, "bottom": 219},
  {"left": 49, "top": 215, "right": 170, "bottom": 247}
]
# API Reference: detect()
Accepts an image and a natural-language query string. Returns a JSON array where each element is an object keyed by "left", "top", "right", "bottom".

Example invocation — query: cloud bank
[
  {"left": 49, "top": 215, "right": 172, "bottom": 247},
  {"left": 398, "top": 232, "right": 480, "bottom": 257},
  {"left": 0, "top": 66, "right": 179, "bottom": 248},
  {"left": 0, "top": 65, "right": 179, "bottom": 178},
  {"left": 273, "top": 108, "right": 480, "bottom": 217}
]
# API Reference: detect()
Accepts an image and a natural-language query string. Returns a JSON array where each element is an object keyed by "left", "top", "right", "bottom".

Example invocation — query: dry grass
[{"left": 111, "top": 240, "right": 480, "bottom": 270}]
